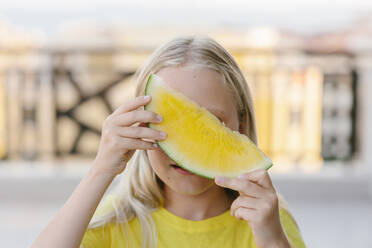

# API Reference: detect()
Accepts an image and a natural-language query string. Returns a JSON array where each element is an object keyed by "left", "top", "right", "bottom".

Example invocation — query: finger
[
  {"left": 115, "top": 136, "right": 158, "bottom": 150},
  {"left": 113, "top": 110, "right": 162, "bottom": 127},
  {"left": 238, "top": 169, "right": 274, "bottom": 189},
  {"left": 111, "top": 95, "right": 151, "bottom": 116},
  {"left": 116, "top": 126, "right": 167, "bottom": 141},
  {"left": 233, "top": 207, "right": 257, "bottom": 222},
  {"left": 214, "top": 177, "right": 266, "bottom": 198},
  {"left": 231, "top": 196, "right": 259, "bottom": 216}
]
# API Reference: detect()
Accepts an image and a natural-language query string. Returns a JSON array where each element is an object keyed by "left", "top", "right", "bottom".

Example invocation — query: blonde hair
[{"left": 83, "top": 34, "right": 290, "bottom": 248}]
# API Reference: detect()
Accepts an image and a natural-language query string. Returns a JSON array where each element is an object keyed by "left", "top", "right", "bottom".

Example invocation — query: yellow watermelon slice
[{"left": 144, "top": 73, "right": 273, "bottom": 179}]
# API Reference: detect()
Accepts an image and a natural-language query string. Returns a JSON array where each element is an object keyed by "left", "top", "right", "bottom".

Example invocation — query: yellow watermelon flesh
[{"left": 144, "top": 73, "right": 273, "bottom": 179}]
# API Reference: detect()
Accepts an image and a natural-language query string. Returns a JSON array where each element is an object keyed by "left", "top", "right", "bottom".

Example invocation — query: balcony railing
[{"left": 0, "top": 47, "right": 360, "bottom": 174}]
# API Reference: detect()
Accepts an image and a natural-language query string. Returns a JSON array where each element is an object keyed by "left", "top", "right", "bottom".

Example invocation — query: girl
[{"left": 31, "top": 35, "right": 306, "bottom": 248}]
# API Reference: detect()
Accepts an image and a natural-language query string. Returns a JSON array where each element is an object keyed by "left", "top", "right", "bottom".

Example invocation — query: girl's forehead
[{"left": 155, "top": 66, "right": 236, "bottom": 116}]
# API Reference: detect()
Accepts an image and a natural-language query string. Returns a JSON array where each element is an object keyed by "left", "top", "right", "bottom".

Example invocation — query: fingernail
[
  {"left": 144, "top": 95, "right": 150, "bottom": 100},
  {"left": 238, "top": 174, "right": 244, "bottom": 179},
  {"left": 153, "top": 143, "right": 158, "bottom": 148},
  {"left": 156, "top": 115, "right": 163, "bottom": 122},
  {"left": 160, "top": 132, "right": 167, "bottom": 138}
]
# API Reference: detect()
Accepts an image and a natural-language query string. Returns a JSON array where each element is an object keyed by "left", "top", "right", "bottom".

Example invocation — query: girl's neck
[{"left": 162, "top": 184, "right": 234, "bottom": 221}]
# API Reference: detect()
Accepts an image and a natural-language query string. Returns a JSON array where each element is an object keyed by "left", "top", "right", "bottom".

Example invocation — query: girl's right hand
[{"left": 92, "top": 95, "right": 167, "bottom": 176}]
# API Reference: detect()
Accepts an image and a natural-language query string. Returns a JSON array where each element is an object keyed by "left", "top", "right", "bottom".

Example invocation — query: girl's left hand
[{"left": 215, "top": 169, "right": 291, "bottom": 248}]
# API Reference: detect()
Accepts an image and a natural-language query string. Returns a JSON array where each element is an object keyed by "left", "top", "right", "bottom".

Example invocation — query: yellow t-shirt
[{"left": 81, "top": 196, "right": 306, "bottom": 248}]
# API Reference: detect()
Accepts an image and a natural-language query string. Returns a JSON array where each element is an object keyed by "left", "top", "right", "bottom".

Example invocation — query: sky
[{"left": 0, "top": 0, "right": 371, "bottom": 36}]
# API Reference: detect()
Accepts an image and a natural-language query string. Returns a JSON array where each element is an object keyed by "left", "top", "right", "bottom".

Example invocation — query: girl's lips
[{"left": 170, "top": 164, "right": 195, "bottom": 175}]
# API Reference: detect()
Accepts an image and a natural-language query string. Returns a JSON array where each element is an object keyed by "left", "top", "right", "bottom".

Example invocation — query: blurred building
[{"left": 1, "top": 16, "right": 371, "bottom": 175}]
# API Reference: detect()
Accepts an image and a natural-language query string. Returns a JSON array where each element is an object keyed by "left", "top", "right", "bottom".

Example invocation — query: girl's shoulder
[
  {"left": 81, "top": 219, "right": 138, "bottom": 248},
  {"left": 80, "top": 194, "right": 134, "bottom": 248},
  {"left": 80, "top": 221, "right": 115, "bottom": 248}
]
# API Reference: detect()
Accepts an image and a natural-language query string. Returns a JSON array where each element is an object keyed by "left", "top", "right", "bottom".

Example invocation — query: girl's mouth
[{"left": 170, "top": 164, "right": 195, "bottom": 175}]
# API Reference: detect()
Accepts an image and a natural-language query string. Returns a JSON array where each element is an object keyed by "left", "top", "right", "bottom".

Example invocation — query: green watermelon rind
[{"left": 144, "top": 73, "right": 273, "bottom": 179}]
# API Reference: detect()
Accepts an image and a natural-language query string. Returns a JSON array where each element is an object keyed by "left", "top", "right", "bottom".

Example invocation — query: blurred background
[{"left": 1, "top": 0, "right": 372, "bottom": 247}]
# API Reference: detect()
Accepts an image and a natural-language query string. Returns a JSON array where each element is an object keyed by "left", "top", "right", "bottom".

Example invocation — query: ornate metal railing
[{"left": 0, "top": 48, "right": 358, "bottom": 173}]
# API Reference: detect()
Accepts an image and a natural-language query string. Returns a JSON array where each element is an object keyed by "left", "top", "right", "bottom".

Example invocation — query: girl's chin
[{"left": 168, "top": 179, "right": 215, "bottom": 195}]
